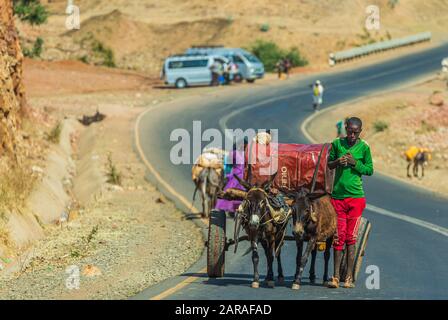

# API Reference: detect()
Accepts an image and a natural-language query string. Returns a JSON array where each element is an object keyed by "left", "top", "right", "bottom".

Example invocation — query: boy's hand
[
  {"left": 344, "top": 152, "right": 356, "bottom": 166},
  {"left": 337, "top": 156, "right": 348, "bottom": 167}
]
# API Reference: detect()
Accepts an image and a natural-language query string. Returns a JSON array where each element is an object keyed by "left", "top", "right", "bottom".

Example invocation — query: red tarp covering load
[{"left": 244, "top": 143, "right": 334, "bottom": 195}]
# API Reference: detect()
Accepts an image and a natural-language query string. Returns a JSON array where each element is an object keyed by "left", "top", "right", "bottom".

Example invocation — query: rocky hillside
[
  {"left": 0, "top": 0, "right": 26, "bottom": 157},
  {"left": 0, "top": 0, "right": 53, "bottom": 261},
  {"left": 16, "top": 0, "right": 448, "bottom": 75}
]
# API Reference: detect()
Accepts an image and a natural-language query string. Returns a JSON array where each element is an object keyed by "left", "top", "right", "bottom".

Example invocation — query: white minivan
[
  {"left": 185, "top": 47, "right": 265, "bottom": 83},
  {"left": 161, "top": 54, "right": 221, "bottom": 88}
]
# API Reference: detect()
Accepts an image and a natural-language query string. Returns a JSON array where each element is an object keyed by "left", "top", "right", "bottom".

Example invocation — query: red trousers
[{"left": 330, "top": 197, "right": 366, "bottom": 251}]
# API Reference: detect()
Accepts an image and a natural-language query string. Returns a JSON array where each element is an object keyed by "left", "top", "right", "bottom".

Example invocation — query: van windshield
[{"left": 243, "top": 54, "right": 260, "bottom": 63}]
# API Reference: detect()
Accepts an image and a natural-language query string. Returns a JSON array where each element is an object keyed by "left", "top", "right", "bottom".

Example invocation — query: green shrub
[
  {"left": 260, "top": 23, "right": 270, "bottom": 32},
  {"left": 249, "top": 40, "right": 308, "bottom": 72},
  {"left": 46, "top": 121, "right": 62, "bottom": 144},
  {"left": 13, "top": 0, "right": 48, "bottom": 26},
  {"left": 106, "top": 153, "right": 122, "bottom": 185},
  {"left": 373, "top": 120, "right": 388, "bottom": 132},
  {"left": 32, "top": 37, "right": 44, "bottom": 57},
  {"left": 79, "top": 55, "right": 89, "bottom": 64},
  {"left": 285, "top": 47, "right": 308, "bottom": 68},
  {"left": 388, "top": 0, "right": 399, "bottom": 9},
  {"left": 92, "top": 40, "right": 116, "bottom": 68},
  {"left": 23, "top": 37, "right": 44, "bottom": 58}
]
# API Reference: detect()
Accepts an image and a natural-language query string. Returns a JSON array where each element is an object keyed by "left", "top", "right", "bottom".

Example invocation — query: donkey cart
[{"left": 206, "top": 142, "right": 372, "bottom": 285}]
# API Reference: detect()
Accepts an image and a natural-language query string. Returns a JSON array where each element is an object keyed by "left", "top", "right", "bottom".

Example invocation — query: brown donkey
[
  {"left": 234, "top": 173, "right": 290, "bottom": 288},
  {"left": 192, "top": 167, "right": 223, "bottom": 218},
  {"left": 290, "top": 189, "right": 337, "bottom": 290}
]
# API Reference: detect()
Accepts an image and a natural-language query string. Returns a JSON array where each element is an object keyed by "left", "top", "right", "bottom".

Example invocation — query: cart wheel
[
  {"left": 207, "top": 209, "right": 226, "bottom": 278},
  {"left": 340, "top": 217, "right": 372, "bottom": 282}
]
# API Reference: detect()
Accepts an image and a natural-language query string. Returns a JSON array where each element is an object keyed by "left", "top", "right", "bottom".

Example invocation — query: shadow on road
[
  {"left": 180, "top": 272, "right": 328, "bottom": 289},
  {"left": 183, "top": 212, "right": 205, "bottom": 220}
]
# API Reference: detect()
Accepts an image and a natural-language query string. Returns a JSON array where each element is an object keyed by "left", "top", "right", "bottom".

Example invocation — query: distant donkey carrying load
[
  {"left": 192, "top": 148, "right": 226, "bottom": 218},
  {"left": 405, "top": 146, "right": 432, "bottom": 179}
]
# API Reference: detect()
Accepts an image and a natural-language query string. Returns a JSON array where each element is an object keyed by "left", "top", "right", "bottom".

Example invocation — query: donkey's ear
[
  {"left": 262, "top": 172, "right": 277, "bottom": 191},
  {"left": 233, "top": 174, "right": 252, "bottom": 191}
]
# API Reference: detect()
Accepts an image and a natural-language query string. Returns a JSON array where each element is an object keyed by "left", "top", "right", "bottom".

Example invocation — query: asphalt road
[{"left": 134, "top": 43, "right": 448, "bottom": 300}]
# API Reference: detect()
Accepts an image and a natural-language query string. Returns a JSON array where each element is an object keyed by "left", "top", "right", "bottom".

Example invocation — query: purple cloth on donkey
[{"left": 215, "top": 149, "right": 245, "bottom": 212}]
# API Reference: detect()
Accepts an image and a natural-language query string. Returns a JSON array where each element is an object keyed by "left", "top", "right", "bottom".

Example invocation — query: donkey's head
[
  {"left": 291, "top": 188, "right": 318, "bottom": 239},
  {"left": 234, "top": 173, "right": 277, "bottom": 231}
]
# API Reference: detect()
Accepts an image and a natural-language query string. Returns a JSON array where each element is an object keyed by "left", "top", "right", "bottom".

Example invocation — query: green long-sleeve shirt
[{"left": 329, "top": 137, "right": 374, "bottom": 199}]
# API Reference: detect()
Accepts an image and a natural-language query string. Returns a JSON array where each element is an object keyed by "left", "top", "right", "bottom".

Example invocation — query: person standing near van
[
  {"left": 210, "top": 60, "right": 221, "bottom": 86},
  {"left": 283, "top": 58, "right": 291, "bottom": 79},
  {"left": 276, "top": 59, "right": 284, "bottom": 79}
]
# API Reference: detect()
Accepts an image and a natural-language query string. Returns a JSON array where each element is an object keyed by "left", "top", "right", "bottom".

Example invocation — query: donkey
[
  {"left": 234, "top": 173, "right": 290, "bottom": 288},
  {"left": 407, "top": 151, "right": 431, "bottom": 179},
  {"left": 290, "top": 189, "right": 337, "bottom": 290},
  {"left": 193, "top": 167, "right": 223, "bottom": 218}
]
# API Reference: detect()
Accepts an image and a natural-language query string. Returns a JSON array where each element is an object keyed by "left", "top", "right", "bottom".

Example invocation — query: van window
[
  {"left": 168, "top": 59, "right": 209, "bottom": 69},
  {"left": 243, "top": 54, "right": 260, "bottom": 63},
  {"left": 232, "top": 55, "right": 244, "bottom": 64}
]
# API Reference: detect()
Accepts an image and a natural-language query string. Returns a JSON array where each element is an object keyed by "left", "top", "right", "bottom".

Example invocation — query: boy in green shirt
[{"left": 326, "top": 117, "right": 374, "bottom": 289}]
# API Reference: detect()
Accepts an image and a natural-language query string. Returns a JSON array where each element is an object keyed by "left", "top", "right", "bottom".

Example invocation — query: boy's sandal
[
  {"left": 327, "top": 277, "right": 340, "bottom": 288},
  {"left": 343, "top": 276, "right": 355, "bottom": 288}
]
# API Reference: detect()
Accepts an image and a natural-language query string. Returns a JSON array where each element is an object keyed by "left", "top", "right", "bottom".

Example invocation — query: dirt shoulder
[
  {"left": 0, "top": 60, "right": 212, "bottom": 299},
  {"left": 305, "top": 75, "right": 448, "bottom": 197}
]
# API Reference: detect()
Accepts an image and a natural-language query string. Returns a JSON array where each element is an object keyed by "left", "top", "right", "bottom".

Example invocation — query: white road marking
[{"left": 366, "top": 204, "right": 448, "bottom": 237}]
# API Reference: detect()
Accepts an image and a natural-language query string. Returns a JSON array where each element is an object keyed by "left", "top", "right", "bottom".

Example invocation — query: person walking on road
[
  {"left": 283, "top": 58, "right": 291, "bottom": 79},
  {"left": 326, "top": 117, "right": 374, "bottom": 289},
  {"left": 312, "top": 80, "right": 324, "bottom": 112},
  {"left": 312, "top": 80, "right": 324, "bottom": 111},
  {"left": 276, "top": 59, "right": 284, "bottom": 79}
]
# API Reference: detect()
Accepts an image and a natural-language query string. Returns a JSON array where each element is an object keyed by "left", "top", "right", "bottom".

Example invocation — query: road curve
[{"left": 133, "top": 43, "right": 448, "bottom": 300}]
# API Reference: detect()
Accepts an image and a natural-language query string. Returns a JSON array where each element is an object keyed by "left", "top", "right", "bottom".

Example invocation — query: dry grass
[
  {"left": 0, "top": 161, "right": 36, "bottom": 212},
  {"left": 45, "top": 121, "right": 62, "bottom": 144},
  {"left": 0, "top": 161, "right": 37, "bottom": 251},
  {"left": 106, "top": 153, "right": 122, "bottom": 186}
]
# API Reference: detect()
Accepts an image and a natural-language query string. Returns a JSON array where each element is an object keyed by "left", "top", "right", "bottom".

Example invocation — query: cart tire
[
  {"left": 207, "top": 209, "right": 226, "bottom": 278},
  {"left": 340, "top": 217, "right": 372, "bottom": 282}
]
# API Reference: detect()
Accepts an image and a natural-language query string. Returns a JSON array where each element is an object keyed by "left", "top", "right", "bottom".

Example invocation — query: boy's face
[{"left": 346, "top": 124, "right": 362, "bottom": 144}]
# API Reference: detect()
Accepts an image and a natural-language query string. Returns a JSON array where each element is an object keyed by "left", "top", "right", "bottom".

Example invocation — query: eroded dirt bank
[{"left": 0, "top": 58, "right": 207, "bottom": 299}]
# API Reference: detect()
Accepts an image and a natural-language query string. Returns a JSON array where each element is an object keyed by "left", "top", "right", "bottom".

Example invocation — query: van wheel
[
  {"left": 175, "top": 78, "right": 187, "bottom": 89},
  {"left": 246, "top": 79, "right": 255, "bottom": 83}
]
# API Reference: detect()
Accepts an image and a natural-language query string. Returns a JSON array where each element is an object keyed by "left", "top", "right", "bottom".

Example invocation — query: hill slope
[{"left": 18, "top": 0, "right": 448, "bottom": 74}]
